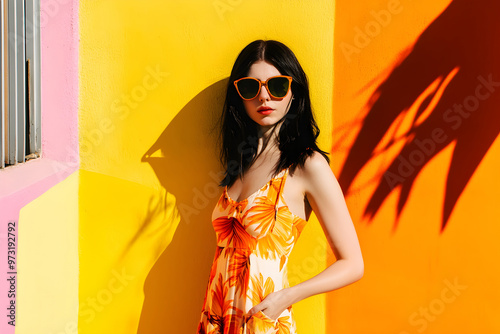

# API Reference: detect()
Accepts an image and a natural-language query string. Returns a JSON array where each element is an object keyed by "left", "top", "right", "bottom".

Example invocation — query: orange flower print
[
  {"left": 209, "top": 247, "right": 224, "bottom": 285},
  {"left": 245, "top": 273, "right": 278, "bottom": 334},
  {"left": 213, "top": 216, "right": 257, "bottom": 249},
  {"left": 276, "top": 315, "right": 293, "bottom": 334},
  {"left": 205, "top": 273, "right": 233, "bottom": 332},
  {"left": 217, "top": 192, "right": 248, "bottom": 216},
  {"left": 249, "top": 205, "right": 295, "bottom": 262},
  {"left": 227, "top": 248, "right": 251, "bottom": 298},
  {"left": 291, "top": 216, "right": 307, "bottom": 240},
  {"left": 216, "top": 191, "right": 231, "bottom": 212},
  {"left": 204, "top": 273, "right": 247, "bottom": 333},
  {"left": 199, "top": 167, "right": 301, "bottom": 333},
  {"left": 248, "top": 272, "right": 275, "bottom": 307},
  {"left": 244, "top": 195, "right": 277, "bottom": 238}
]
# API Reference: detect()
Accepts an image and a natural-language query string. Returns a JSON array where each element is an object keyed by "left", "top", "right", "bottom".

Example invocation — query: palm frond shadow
[{"left": 337, "top": 0, "right": 500, "bottom": 233}]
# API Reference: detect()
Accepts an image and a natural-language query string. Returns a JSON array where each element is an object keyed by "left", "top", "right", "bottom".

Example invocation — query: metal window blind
[{"left": 1, "top": 0, "right": 41, "bottom": 170}]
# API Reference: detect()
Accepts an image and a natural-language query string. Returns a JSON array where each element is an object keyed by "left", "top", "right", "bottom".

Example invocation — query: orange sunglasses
[{"left": 234, "top": 75, "right": 293, "bottom": 100}]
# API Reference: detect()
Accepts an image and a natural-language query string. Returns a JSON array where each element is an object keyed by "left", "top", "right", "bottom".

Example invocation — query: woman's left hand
[{"left": 247, "top": 288, "right": 294, "bottom": 320}]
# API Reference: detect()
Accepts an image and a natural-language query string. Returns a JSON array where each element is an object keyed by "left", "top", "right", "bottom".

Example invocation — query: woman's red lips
[{"left": 257, "top": 106, "right": 274, "bottom": 115}]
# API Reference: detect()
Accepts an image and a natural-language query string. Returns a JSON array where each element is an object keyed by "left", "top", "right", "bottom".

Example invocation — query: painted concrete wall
[
  {"left": 0, "top": 0, "right": 80, "bottom": 333},
  {"left": 2, "top": 0, "right": 496, "bottom": 333},
  {"left": 78, "top": 1, "right": 333, "bottom": 333}
]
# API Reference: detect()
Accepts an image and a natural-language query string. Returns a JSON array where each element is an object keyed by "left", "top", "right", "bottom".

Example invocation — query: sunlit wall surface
[
  {"left": 2, "top": 1, "right": 496, "bottom": 333},
  {"left": 79, "top": 1, "right": 333, "bottom": 333}
]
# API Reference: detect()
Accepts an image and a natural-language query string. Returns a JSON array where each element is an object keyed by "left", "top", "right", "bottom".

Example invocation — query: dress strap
[{"left": 272, "top": 166, "right": 290, "bottom": 227}]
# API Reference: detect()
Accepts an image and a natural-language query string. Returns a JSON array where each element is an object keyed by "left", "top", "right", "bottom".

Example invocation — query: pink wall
[{"left": 0, "top": 0, "right": 79, "bottom": 331}]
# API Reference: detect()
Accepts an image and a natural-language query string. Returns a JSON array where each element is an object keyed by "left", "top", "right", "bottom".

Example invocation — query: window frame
[{"left": 1, "top": 0, "right": 41, "bottom": 170}]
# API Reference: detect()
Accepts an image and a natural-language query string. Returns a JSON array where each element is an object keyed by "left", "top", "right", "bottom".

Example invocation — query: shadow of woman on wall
[
  {"left": 337, "top": 0, "right": 500, "bottom": 233},
  {"left": 137, "top": 79, "right": 227, "bottom": 333}
]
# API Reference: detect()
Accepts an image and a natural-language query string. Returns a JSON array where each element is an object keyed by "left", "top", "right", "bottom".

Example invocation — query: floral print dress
[{"left": 197, "top": 166, "right": 308, "bottom": 334}]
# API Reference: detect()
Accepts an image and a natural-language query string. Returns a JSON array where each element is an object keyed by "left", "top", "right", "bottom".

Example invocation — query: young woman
[{"left": 197, "top": 40, "right": 364, "bottom": 334}]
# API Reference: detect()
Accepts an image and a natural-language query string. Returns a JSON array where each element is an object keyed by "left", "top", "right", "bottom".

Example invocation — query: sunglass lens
[
  {"left": 237, "top": 79, "right": 259, "bottom": 99},
  {"left": 268, "top": 77, "right": 290, "bottom": 98}
]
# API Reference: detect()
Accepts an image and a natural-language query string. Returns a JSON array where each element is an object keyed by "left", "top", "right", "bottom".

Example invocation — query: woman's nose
[{"left": 259, "top": 85, "right": 271, "bottom": 101}]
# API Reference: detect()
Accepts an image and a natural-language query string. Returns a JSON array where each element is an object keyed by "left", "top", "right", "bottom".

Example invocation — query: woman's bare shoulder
[
  {"left": 303, "top": 151, "right": 331, "bottom": 174},
  {"left": 300, "top": 151, "right": 335, "bottom": 194},
  {"left": 291, "top": 151, "right": 332, "bottom": 194}
]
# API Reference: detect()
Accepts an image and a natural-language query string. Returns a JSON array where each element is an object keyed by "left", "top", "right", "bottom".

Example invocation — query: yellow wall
[
  {"left": 17, "top": 1, "right": 498, "bottom": 333},
  {"left": 79, "top": 1, "right": 333, "bottom": 333},
  {"left": 17, "top": 172, "right": 79, "bottom": 334},
  {"left": 333, "top": 0, "right": 500, "bottom": 333}
]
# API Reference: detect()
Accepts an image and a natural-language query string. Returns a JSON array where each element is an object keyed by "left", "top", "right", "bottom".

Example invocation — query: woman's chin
[{"left": 255, "top": 119, "right": 278, "bottom": 128}]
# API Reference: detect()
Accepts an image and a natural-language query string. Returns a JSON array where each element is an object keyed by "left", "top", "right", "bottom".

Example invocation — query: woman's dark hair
[{"left": 216, "top": 39, "right": 330, "bottom": 188}]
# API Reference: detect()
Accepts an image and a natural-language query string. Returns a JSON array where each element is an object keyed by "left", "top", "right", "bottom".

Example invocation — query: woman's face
[{"left": 241, "top": 60, "right": 293, "bottom": 129}]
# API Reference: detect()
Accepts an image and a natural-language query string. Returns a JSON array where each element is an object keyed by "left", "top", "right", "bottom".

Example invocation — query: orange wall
[{"left": 332, "top": 0, "right": 500, "bottom": 333}]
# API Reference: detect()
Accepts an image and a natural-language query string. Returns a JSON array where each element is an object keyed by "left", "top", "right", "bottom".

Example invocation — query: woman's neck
[{"left": 256, "top": 122, "right": 282, "bottom": 156}]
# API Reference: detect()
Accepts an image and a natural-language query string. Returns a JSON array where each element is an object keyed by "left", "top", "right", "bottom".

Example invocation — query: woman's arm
[
  {"left": 284, "top": 151, "right": 364, "bottom": 305},
  {"left": 246, "top": 151, "right": 364, "bottom": 319}
]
